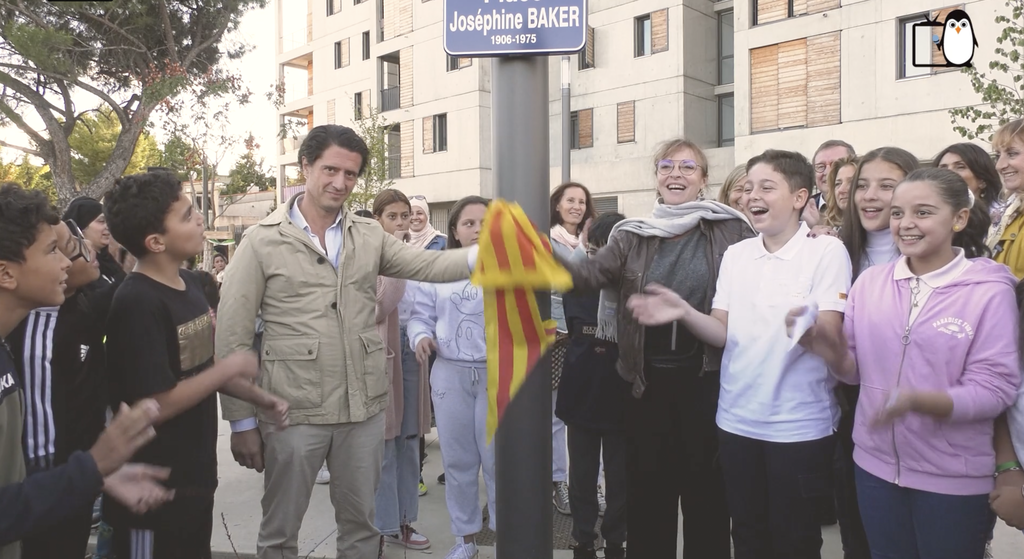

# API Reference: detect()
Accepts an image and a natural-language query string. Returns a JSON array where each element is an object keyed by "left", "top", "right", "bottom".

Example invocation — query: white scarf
[
  {"left": 596, "top": 200, "right": 750, "bottom": 342},
  {"left": 550, "top": 224, "right": 581, "bottom": 250}
]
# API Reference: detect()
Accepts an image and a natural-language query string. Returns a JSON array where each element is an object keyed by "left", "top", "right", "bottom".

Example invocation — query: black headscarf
[{"left": 62, "top": 196, "right": 126, "bottom": 284}]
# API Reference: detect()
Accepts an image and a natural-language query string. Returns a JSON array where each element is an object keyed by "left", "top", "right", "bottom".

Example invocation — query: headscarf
[
  {"left": 407, "top": 196, "right": 446, "bottom": 249},
  {"left": 62, "top": 196, "right": 126, "bottom": 284}
]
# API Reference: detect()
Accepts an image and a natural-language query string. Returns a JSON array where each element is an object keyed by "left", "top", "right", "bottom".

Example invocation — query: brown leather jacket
[{"left": 563, "top": 217, "right": 754, "bottom": 398}]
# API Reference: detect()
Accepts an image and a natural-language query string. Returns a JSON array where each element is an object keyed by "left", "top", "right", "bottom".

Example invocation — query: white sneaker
[
  {"left": 596, "top": 485, "right": 607, "bottom": 517},
  {"left": 386, "top": 526, "right": 431, "bottom": 550},
  {"left": 445, "top": 540, "right": 479, "bottom": 559},
  {"left": 985, "top": 540, "right": 995, "bottom": 559},
  {"left": 553, "top": 481, "right": 571, "bottom": 515},
  {"left": 315, "top": 464, "right": 330, "bottom": 485}
]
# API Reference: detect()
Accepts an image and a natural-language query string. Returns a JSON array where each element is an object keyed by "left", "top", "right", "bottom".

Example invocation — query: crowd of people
[{"left": 1, "top": 120, "right": 1024, "bottom": 559}]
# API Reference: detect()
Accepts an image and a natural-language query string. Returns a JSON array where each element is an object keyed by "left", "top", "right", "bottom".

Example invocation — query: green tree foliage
[
  {"left": 0, "top": 155, "right": 56, "bottom": 202},
  {"left": 348, "top": 107, "right": 395, "bottom": 210},
  {"left": 0, "top": 0, "right": 266, "bottom": 208},
  {"left": 68, "top": 109, "right": 162, "bottom": 186},
  {"left": 225, "top": 134, "right": 274, "bottom": 194},
  {"left": 950, "top": 0, "right": 1024, "bottom": 140},
  {"left": 159, "top": 134, "right": 202, "bottom": 182}
]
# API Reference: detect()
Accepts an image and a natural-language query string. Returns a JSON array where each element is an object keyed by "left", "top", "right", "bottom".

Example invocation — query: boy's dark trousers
[
  {"left": 719, "top": 428, "right": 836, "bottom": 559},
  {"left": 567, "top": 424, "right": 626, "bottom": 547},
  {"left": 111, "top": 494, "right": 214, "bottom": 559},
  {"left": 625, "top": 362, "right": 731, "bottom": 559},
  {"left": 834, "top": 384, "right": 870, "bottom": 559}
]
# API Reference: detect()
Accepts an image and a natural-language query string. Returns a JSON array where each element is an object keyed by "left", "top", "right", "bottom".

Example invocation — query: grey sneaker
[
  {"left": 553, "top": 481, "right": 571, "bottom": 515},
  {"left": 445, "top": 540, "right": 479, "bottom": 559},
  {"left": 596, "top": 485, "right": 606, "bottom": 517},
  {"left": 984, "top": 540, "right": 995, "bottom": 559},
  {"left": 315, "top": 463, "right": 330, "bottom": 485}
]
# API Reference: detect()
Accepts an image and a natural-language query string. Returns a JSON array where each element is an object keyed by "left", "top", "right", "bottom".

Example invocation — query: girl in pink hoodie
[{"left": 795, "top": 168, "right": 1021, "bottom": 559}]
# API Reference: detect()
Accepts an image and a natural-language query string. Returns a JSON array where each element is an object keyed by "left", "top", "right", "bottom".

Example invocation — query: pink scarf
[
  {"left": 550, "top": 224, "right": 581, "bottom": 250},
  {"left": 408, "top": 197, "right": 445, "bottom": 249}
]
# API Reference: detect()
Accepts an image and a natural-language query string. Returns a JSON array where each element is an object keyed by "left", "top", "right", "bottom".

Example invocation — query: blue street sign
[{"left": 444, "top": 0, "right": 587, "bottom": 57}]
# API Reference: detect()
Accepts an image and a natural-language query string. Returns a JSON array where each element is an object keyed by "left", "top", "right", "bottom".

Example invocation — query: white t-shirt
[{"left": 712, "top": 222, "right": 853, "bottom": 443}]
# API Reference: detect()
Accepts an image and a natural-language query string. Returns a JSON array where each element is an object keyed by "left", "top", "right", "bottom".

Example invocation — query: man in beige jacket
[{"left": 216, "top": 125, "right": 477, "bottom": 559}]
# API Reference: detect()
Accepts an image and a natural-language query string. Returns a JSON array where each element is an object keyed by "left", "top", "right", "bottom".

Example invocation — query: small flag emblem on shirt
[{"left": 839, "top": 292, "right": 848, "bottom": 300}]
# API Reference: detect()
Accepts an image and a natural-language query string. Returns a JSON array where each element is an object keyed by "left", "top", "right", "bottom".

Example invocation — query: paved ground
[{"left": 205, "top": 419, "right": 1022, "bottom": 559}]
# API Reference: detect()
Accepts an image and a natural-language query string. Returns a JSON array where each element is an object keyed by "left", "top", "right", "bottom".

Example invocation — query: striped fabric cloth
[
  {"left": 470, "top": 201, "right": 573, "bottom": 443},
  {"left": 19, "top": 307, "right": 59, "bottom": 471}
]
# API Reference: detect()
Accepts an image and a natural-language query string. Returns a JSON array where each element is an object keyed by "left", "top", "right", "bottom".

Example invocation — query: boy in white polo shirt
[{"left": 626, "top": 149, "right": 852, "bottom": 559}]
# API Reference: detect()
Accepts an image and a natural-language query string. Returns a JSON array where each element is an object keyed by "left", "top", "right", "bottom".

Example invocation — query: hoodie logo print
[{"left": 932, "top": 317, "right": 974, "bottom": 340}]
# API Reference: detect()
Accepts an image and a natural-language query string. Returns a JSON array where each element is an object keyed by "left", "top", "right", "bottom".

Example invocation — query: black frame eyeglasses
[{"left": 63, "top": 219, "right": 92, "bottom": 263}]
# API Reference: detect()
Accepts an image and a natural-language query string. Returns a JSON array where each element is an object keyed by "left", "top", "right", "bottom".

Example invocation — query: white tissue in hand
[{"left": 788, "top": 301, "right": 819, "bottom": 350}]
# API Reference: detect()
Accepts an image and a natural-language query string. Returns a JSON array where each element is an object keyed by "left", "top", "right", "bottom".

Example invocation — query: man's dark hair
[
  {"left": 0, "top": 182, "right": 60, "bottom": 264},
  {"left": 354, "top": 209, "right": 374, "bottom": 218},
  {"left": 588, "top": 212, "right": 626, "bottom": 248},
  {"left": 298, "top": 125, "right": 370, "bottom": 177},
  {"left": 104, "top": 171, "right": 184, "bottom": 258},
  {"left": 813, "top": 139, "right": 856, "bottom": 161},
  {"left": 746, "top": 150, "right": 815, "bottom": 195}
]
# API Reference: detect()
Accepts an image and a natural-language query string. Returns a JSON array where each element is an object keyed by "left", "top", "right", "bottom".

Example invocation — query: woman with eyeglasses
[{"left": 557, "top": 139, "right": 754, "bottom": 558}]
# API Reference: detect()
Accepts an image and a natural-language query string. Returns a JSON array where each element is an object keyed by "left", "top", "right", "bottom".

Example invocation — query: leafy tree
[
  {"left": 348, "top": 107, "right": 396, "bottom": 210},
  {"left": 950, "top": 0, "right": 1024, "bottom": 140},
  {"left": 225, "top": 134, "right": 274, "bottom": 194},
  {"left": 160, "top": 134, "right": 202, "bottom": 182},
  {"left": 68, "top": 108, "right": 162, "bottom": 186},
  {"left": 0, "top": 154, "right": 56, "bottom": 202},
  {"left": 0, "top": 0, "right": 265, "bottom": 207}
]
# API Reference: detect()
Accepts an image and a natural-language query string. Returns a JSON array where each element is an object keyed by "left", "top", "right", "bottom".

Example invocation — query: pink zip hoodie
[{"left": 843, "top": 257, "right": 1021, "bottom": 495}]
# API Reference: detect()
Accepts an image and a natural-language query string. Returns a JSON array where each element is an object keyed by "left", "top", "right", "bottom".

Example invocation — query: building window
[
  {"left": 355, "top": 0, "right": 366, "bottom": 4},
  {"left": 433, "top": 114, "right": 448, "bottom": 152},
  {"left": 579, "top": 26, "right": 595, "bottom": 70},
  {"left": 570, "top": 109, "right": 593, "bottom": 149},
  {"left": 719, "top": 94, "right": 735, "bottom": 147},
  {"left": 334, "top": 41, "right": 342, "bottom": 69},
  {"left": 899, "top": 13, "right": 934, "bottom": 79},
  {"left": 719, "top": 10, "right": 734, "bottom": 85},
  {"left": 354, "top": 91, "right": 364, "bottom": 119},
  {"left": 635, "top": 15, "right": 652, "bottom": 57},
  {"left": 447, "top": 55, "right": 471, "bottom": 71},
  {"left": 362, "top": 31, "right": 371, "bottom": 60},
  {"left": 617, "top": 101, "right": 635, "bottom": 144},
  {"left": 327, "top": 0, "right": 342, "bottom": 15}
]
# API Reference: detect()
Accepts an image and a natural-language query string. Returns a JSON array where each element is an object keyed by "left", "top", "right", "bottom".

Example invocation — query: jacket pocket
[
  {"left": 852, "top": 383, "right": 894, "bottom": 465},
  {"left": 263, "top": 336, "right": 322, "bottom": 410},
  {"left": 359, "top": 331, "right": 388, "bottom": 401}
]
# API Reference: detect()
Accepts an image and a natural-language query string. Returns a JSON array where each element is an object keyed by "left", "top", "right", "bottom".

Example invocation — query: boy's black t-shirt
[{"left": 104, "top": 269, "right": 217, "bottom": 528}]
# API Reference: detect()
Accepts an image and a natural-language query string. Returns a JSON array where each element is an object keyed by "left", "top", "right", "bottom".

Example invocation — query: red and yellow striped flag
[{"left": 471, "top": 200, "right": 573, "bottom": 442}]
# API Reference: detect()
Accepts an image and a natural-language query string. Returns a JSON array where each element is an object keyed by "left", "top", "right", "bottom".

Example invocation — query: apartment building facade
[{"left": 274, "top": 0, "right": 1007, "bottom": 220}]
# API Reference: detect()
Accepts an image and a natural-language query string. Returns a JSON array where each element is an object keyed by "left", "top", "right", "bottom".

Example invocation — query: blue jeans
[
  {"left": 373, "top": 327, "right": 423, "bottom": 535},
  {"left": 854, "top": 464, "right": 993, "bottom": 559}
]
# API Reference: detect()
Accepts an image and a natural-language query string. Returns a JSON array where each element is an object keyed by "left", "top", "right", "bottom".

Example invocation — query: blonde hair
[
  {"left": 822, "top": 156, "right": 858, "bottom": 228},
  {"left": 717, "top": 164, "right": 747, "bottom": 208},
  {"left": 653, "top": 138, "right": 709, "bottom": 180},
  {"left": 992, "top": 119, "right": 1024, "bottom": 152}
]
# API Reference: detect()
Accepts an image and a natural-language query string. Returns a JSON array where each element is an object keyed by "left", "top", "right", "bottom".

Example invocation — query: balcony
[
  {"left": 280, "top": 133, "right": 308, "bottom": 156},
  {"left": 386, "top": 154, "right": 401, "bottom": 180},
  {"left": 381, "top": 87, "right": 400, "bottom": 112}
]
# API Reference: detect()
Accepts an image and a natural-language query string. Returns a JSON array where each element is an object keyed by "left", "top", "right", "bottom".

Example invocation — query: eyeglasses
[
  {"left": 814, "top": 162, "right": 833, "bottom": 174},
  {"left": 63, "top": 219, "right": 92, "bottom": 263},
  {"left": 656, "top": 159, "right": 704, "bottom": 177},
  {"left": 409, "top": 195, "right": 427, "bottom": 201}
]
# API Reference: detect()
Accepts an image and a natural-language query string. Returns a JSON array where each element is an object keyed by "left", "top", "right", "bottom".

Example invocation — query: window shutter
[
  {"left": 807, "top": 0, "right": 840, "bottom": 14},
  {"left": 792, "top": 0, "right": 807, "bottom": 16},
  {"left": 806, "top": 31, "right": 841, "bottom": 127},
  {"left": 651, "top": 9, "right": 668, "bottom": 53},
  {"left": 423, "top": 116, "right": 434, "bottom": 154},
  {"left": 750, "top": 44, "right": 779, "bottom": 132},
  {"left": 400, "top": 121, "right": 414, "bottom": 178},
  {"left": 756, "top": 0, "right": 788, "bottom": 24},
  {"left": 327, "top": 99, "right": 336, "bottom": 124},
  {"left": 459, "top": 57, "right": 472, "bottom": 69},
  {"left": 777, "top": 39, "right": 808, "bottom": 129},
  {"left": 307, "top": 60, "right": 313, "bottom": 96},
  {"left": 398, "top": 0, "right": 413, "bottom": 35},
  {"left": 361, "top": 90, "right": 371, "bottom": 118},
  {"left": 430, "top": 204, "right": 451, "bottom": 233},
  {"left": 592, "top": 196, "right": 618, "bottom": 215},
  {"left": 400, "top": 47, "right": 413, "bottom": 108},
  {"left": 583, "top": 26, "right": 595, "bottom": 68},
  {"left": 578, "top": 108, "right": 593, "bottom": 148},
  {"left": 341, "top": 38, "right": 350, "bottom": 67},
  {"left": 616, "top": 101, "right": 635, "bottom": 144}
]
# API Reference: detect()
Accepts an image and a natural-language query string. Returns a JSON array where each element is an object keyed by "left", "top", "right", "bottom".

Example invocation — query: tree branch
[
  {"left": 56, "top": 79, "right": 76, "bottom": 137},
  {"left": 157, "top": 0, "right": 181, "bottom": 67},
  {"left": 76, "top": 11, "right": 156, "bottom": 67},
  {"left": 182, "top": 6, "right": 234, "bottom": 68},
  {"left": 0, "top": 139, "right": 41, "bottom": 157},
  {"left": 0, "top": 62, "right": 128, "bottom": 125}
]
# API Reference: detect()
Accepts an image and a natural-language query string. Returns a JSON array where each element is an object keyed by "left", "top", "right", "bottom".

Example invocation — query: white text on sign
[{"left": 448, "top": 6, "right": 581, "bottom": 36}]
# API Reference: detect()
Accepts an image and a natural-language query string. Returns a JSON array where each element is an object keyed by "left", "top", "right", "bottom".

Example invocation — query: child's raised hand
[{"left": 626, "top": 284, "right": 692, "bottom": 326}]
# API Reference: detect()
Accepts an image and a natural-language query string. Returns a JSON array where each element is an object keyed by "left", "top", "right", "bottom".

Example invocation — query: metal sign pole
[{"left": 491, "top": 55, "right": 553, "bottom": 559}]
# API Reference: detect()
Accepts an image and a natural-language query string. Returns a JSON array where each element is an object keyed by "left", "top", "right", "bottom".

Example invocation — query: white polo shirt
[{"left": 712, "top": 222, "right": 852, "bottom": 443}]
